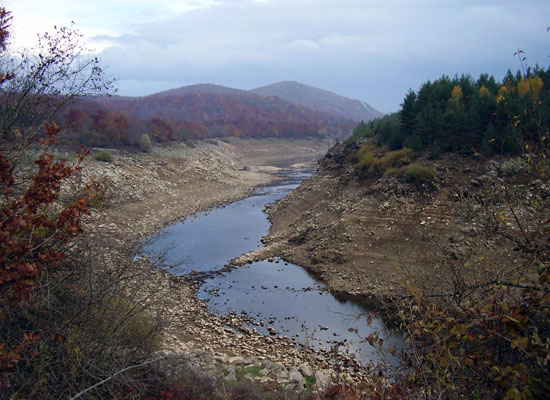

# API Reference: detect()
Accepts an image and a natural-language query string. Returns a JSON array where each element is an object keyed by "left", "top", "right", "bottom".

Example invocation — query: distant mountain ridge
[
  {"left": 152, "top": 83, "right": 250, "bottom": 97},
  {"left": 251, "top": 81, "right": 382, "bottom": 122}
]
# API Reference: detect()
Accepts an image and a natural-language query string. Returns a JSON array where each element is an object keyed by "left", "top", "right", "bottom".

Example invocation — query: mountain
[
  {"left": 60, "top": 83, "right": 357, "bottom": 148},
  {"left": 251, "top": 81, "right": 383, "bottom": 122},
  {"left": 151, "top": 83, "right": 250, "bottom": 97}
]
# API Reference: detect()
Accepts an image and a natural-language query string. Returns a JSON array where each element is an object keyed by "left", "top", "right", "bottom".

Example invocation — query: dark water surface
[
  {"left": 144, "top": 170, "right": 309, "bottom": 274},
  {"left": 145, "top": 169, "right": 403, "bottom": 364}
]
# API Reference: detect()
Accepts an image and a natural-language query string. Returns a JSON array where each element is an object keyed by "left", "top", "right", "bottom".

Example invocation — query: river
[{"left": 144, "top": 169, "right": 403, "bottom": 365}]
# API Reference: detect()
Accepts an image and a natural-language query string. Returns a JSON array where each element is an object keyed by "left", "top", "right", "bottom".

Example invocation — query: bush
[
  {"left": 0, "top": 12, "right": 164, "bottom": 399},
  {"left": 404, "top": 163, "right": 437, "bottom": 188},
  {"left": 139, "top": 133, "right": 153, "bottom": 153},
  {"left": 92, "top": 150, "right": 113, "bottom": 162},
  {"left": 204, "top": 138, "right": 219, "bottom": 145},
  {"left": 353, "top": 142, "right": 414, "bottom": 179}
]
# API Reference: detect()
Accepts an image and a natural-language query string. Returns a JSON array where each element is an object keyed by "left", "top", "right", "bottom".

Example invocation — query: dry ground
[{"left": 264, "top": 152, "right": 531, "bottom": 308}]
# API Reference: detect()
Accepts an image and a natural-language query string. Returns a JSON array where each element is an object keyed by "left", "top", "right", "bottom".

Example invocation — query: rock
[
  {"left": 275, "top": 369, "right": 288, "bottom": 382},
  {"left": 299, "top": 363, "right": 313, "bottom": 377},
  {"left": 262, "top": 360, "right": 284, "bottom": 372},
  {"left": 315, "top": 370, "right": 331, "bottom": 389},
  {"left": 240, "top": 356, "right": 258, "bottom": 365},
  {"left": 288, "top": 368, "right": 306, "bottom": 388}
]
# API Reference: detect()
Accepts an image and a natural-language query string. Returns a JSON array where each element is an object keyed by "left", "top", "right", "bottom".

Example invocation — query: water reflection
[
  {"left": 198, "top": 259, "right": 402, "bottom": 364},
  {"left": 143, "top": 169, "right": 308, "bottom": 273}
]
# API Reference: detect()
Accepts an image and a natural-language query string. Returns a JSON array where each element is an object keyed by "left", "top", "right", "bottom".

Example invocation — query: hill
[
  {"left": 251, "top": 81, "right": 382, "bottom": 122},
  {"left": 265, "top": 67, "right": 550, "bottom": 397},
  {"left": 60, "top": 83, "right": 357, "bottom": 148}
]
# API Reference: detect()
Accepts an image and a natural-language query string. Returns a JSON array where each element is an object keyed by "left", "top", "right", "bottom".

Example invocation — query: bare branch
[{"left": 68, "top": 355, "right": 167, "bottom": 400}]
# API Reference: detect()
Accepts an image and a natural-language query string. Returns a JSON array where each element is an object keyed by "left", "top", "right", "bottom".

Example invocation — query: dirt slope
[{"left": 265, "top": 144, "right": 527, "bottom": 305}]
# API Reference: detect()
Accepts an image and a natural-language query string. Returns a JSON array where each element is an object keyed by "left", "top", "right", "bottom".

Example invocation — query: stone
[
  {"left": 288, "top": 368, "right": 306, "bottom": 387},
  {"left": 315, "top": 370, "right": 331, "bottom": 389},
  {"left": 299, "top": 363, "right": 313, "bottom": 377}
]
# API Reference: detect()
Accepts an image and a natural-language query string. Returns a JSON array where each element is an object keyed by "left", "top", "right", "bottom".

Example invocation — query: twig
[{"left": 68, "top": 355, "right": 166, "bottom": 400}]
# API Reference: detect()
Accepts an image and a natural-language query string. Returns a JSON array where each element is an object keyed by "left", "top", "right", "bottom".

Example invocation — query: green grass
[
  {"left": 304, "top": 374, "right": 316, "bottom": 391},
  {"left": 236, "top": 365, "right": 263, "bottom": 380}
]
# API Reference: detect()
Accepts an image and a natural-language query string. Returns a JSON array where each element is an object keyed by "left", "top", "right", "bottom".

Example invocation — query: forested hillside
[
  {"left": 349, "top": 67, "right": 550, "bottom": 156},
  {"left": 268, "top": 62, "right": 550, "bottom": 398},
  {"left": 57, "top": 84, "right": 357, "bottom": 149}
]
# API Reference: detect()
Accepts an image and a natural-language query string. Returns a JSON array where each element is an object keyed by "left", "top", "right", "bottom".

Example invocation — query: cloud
[{"left": 5, "top": 0, "right": 550, "bottom": 112}]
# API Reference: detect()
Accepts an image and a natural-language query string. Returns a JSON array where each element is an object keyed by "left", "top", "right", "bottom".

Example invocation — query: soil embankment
[
  {"left": 68, "top": 136, "right": 530, "bottom": 388},
  {"left": 265, "top": 144, "right": 526, "bottom": 304},
  {"left": 72, "top": 137, "right": 528, "bottom": 388}
]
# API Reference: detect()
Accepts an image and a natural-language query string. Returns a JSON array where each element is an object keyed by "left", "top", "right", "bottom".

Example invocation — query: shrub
[
  {"left": 403, "top": 163, "right": 437, "bottom": 188},
  {"left": 92, "top": 150, "right": 113, "bottom": 162},
  {"left": 205, "top": 138, "right": 219, "bottom": 145},
  {"left": 0, "top": 12, "right": 164, "bottom": 399},
  {"left": 139, "top": 133, "right": 153, "bottom": 153},
  {"left": 353, "top": 142, "right": 414, "bottom": 179}
]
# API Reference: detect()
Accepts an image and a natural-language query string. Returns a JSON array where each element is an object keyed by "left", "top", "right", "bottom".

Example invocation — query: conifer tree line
[{"left": 351, "top": 66, "right": 550, "bottom": 155}]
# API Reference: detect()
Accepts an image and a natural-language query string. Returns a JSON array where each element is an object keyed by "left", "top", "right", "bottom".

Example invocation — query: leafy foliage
[
  {"left": 92, "top": 150, "right": 113, "bottom": 162},
  {"left": 403, "top": 163, "right": 437, "bottom": 189},
  {"left": 56, "top": 86, "right": 357, "bottom": 150},
  {"left": 0, "top": 10, "right": 161, "bottom": 398},
  {"left": 351, "top": 142, "right": 414, "bottom": 179},
  {"left": 366, "top": 61, "right": 550, "bottom": 399},
  {"left": 139, "top": 133, "right": 153, "bottom": 153},
  {"left": 0, "top": 123, "right": 93, "bottom": 304},
  {"left": 0, "top": 19, "right": 112, "bottom": 151},
  {"left": 353, "top": 68, "right": 550, "bottom": 156},
  {"left": 334, "top": 53, "right": 550, "bottom": 399}
]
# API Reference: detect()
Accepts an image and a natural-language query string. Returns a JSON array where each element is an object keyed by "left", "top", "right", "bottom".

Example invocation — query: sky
[{"left": 4, "top": 0, "right": 550, "bottom": 113}]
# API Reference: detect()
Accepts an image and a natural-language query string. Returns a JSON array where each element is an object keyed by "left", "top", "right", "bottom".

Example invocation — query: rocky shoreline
[
  {"left": 264, "top": 147, "right": 536, "bottom": 310},
  {"left": 73, "top": 139, "right": 372, "bottom": 390}
]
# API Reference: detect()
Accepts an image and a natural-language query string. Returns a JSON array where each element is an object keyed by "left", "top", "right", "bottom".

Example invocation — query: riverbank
[
  {"left": 74, "top": 139, "right": 370, "bottom": 390},
  {"left": 264, "top": 145, "right": 535, "bottom": 310}
]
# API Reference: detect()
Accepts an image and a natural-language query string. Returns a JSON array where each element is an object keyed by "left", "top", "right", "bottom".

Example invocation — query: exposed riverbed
[{"left": 145, "top": 169, "right": 403, "bottom": 365}]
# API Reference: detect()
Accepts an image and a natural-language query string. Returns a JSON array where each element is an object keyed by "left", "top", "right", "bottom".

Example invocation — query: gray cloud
[{"left": 95, "top": 0, "right": 550, "bottom": 112}]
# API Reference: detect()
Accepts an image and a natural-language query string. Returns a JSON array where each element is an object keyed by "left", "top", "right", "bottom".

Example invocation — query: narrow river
[{"left": 144, "top": 169, "right": 403, "bottom": 365}]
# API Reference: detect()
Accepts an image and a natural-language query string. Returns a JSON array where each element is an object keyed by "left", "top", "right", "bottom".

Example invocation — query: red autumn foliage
[
  {"left": 0, "top": 123, "right": 93, "bottom": 304},
  {"left": 59, "top": 86, "right": 356, "bottom": 148},
  {"left": 0, "top": 121, "right": 95, "bottom": 387}
]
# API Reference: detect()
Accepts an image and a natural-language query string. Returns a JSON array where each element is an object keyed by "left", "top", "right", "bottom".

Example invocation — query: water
[
  {"left": 143, "top": 170, "right": 308, "bottom": 274},
  {"left": 199, "top": 259, "right": 402, "bottom": 363},
  {"left": 144, "top": 169, "right": 403, "bottom": 364}
]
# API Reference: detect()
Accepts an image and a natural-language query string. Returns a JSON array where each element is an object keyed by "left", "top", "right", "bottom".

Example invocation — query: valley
[
  {"left": 75, "top": 138, "right": 377, "bottom": 389},
  {"left": 76, "top": 134, "right": 540, "bottom": 391},
  {"left": 3, "top": 3, "right": 548, "bottom": 398}
]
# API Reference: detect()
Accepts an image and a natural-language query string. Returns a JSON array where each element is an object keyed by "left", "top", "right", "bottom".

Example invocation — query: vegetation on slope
[
  {"left": 55, "top": 85, "right": 356, "bottom": 150},
  {"left": 321, "top": 60, "right": 550, "bottom": 398},
  {"left": 2, "top": 3, "right": 549, "bottom": 398},
  {"left": 348, "top": 67, "right": 550, "bottom": 156},
  {"left": 0, "top": 10, "right": 169, "bottom": 398},
  {"left": 251, "top": 80, "right": 383, "bottom": 122}
]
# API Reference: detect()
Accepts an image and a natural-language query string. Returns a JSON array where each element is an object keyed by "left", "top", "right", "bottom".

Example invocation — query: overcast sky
[{"left": 4, "top": 0, "right": 550, "bottom": 112}]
